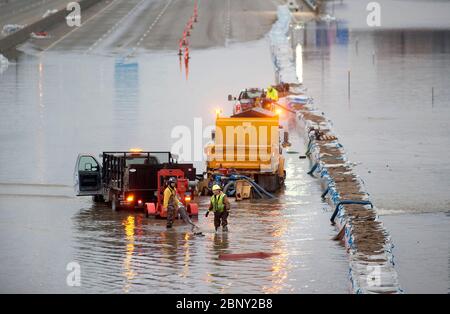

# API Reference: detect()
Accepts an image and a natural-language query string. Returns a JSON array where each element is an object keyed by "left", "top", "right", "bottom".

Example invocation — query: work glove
[{"left": 205, "top": 211, "right": 210, "bottom": 218}]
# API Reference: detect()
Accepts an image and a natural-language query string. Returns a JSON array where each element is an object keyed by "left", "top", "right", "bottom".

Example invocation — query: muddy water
[
  {"left": 0, "top": 40, "right": 348, "bottom": 293},
  {"left": 297, "top": 0, "right": 450, "bottom": 293}
]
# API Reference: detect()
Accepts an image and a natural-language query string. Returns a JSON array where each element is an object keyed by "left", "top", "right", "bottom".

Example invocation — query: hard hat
[
  {"left": 168, "top": 177, "right": 177, "bottom": 184},
  {"left": 212, "top": 184, "right": 222, "bottom": 191}
]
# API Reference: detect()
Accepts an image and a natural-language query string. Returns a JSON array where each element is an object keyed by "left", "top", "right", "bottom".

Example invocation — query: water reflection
[
  {"left": 122, "top": 215, "right": 136, "bottom": 293},
  {"left": 0, "top": 39, "right": 349, "bottom": 293},
  {"left": 70, "top": 177, "right": 346, "bottom": 294},
  {"left": 114, "top": 59, "right": 139, "bottom": 146},
  {"left": 36, "top": 59, "right": 45, "bottom": 183}
]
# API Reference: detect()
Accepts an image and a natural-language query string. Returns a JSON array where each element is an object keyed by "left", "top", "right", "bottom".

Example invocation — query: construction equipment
[
  {"left": 205, "top": 108, "right": 286, "bottom": 193},
  {"left": 145, "top": 168, "right": 198, "bottom": 218}
]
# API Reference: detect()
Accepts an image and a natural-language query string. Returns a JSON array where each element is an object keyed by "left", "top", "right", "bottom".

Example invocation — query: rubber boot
[
  {"left": 167, "top": 223, "right": 173, "bottom": 229},
  {"left": 223, "top": 226, "right": 228, "bottom": 232}
]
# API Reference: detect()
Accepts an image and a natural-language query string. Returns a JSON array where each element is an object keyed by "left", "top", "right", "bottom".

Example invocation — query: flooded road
[
  {"left": 1, "top": 0, "right": 449, "bottom": 294},
  {"left": 298, "top": 0, "right": 450, "bottom": 293},
  {"left": 0, "top": 36, "right": 348, "bottom": 292},
  {"left": 0, "top": 120, "right": 349, "bottom": 293}
]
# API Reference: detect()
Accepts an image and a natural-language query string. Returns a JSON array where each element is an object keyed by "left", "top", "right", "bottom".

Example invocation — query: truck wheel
[
  {"left": 257, "top": 174, "right": 279, "bottom": 193},
  {"left": 92, "top": 195, "right": 104, "bottom": 203},
  {"left": 279, "top": 170, "right": 287, "bottom": 186}
]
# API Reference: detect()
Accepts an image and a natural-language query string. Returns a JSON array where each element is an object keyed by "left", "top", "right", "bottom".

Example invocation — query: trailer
[{"left": 74, "top": 150, "right": 196, "bottom": 211}]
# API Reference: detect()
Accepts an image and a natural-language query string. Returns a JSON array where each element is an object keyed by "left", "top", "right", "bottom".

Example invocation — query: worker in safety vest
[
  {"left": 163, "top": 177, "right": 180, "bottom": 229},
  {"left": 205, "top": 185, "right": 231, "bottom": 232},
  {"left": 266, "top": 85, "right": 279, "bottom": 102}
]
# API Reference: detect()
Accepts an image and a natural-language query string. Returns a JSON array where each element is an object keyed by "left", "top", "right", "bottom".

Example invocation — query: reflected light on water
[
  {"left": 263, "top": 222, "right": 289, "bottom": 293},
  {"left": 295, "top": 44, "right": 303, "bottom": 84},
  {"left": 37, "top": 60, "right": 45, "bottom": 183},
  {"left": 122, "top": 215, "right": 136, "bottom": 293},
  {"left": 181, "top": 232, "right": 191, "bottom": 278}
]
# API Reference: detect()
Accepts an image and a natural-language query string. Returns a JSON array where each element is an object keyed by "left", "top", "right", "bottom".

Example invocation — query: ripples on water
[
  {"left": 70, "top": 162, "right": 347, "bottom": 294},
  {"left": 64, "top": 128, "right": 348, "bottom": 294}
]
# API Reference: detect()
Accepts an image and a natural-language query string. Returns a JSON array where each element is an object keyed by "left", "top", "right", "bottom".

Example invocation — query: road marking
[
  {"left": 7, "top": 0, "right": 47, "bottom": 17},
  {"left": 224, "top": 0, "right": 231, "bottom": 46},
  {"left": 85, "top": 0, "right": 148, "bottom": 54},
  {"left": 124, "top": 0, "right": 173, "bottom": 59},
  {"left": 42, "top": 0, "right": 118, "bottom": 53}
]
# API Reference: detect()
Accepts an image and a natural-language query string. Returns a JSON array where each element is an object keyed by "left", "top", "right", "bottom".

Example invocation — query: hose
[
  {"left": 321, "top": 188, "right": 329, "bottom": 199},
  {"left": 330, "top": 200, "right": 374, "bottom": 223},
  {"left": 245, "top": 179, "right": 264, "bottom": 199},
  {"left": 218, "top": 175, "right": 277, "bottom": 199},
  {"left": 307, "top": 163, "right": 318, "bottom": 175},
  {"left": 239, "top": 175, "right": 276, "bottom": 199},
  {"left": 223, "top": 181, "right": 236, "bottom": 197}
]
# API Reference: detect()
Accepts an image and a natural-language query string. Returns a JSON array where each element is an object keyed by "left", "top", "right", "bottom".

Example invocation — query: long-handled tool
[{"left": 178, "top": 205, "right": 204, "bottom": 236}]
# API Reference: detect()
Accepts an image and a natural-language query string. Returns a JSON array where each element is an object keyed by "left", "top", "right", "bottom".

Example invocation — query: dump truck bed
[{"left": 206, "top": 116, "right": 281, "bottom": 173}]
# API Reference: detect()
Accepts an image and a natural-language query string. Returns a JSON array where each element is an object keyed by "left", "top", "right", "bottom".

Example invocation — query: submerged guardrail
[{"left": 268, "top": 5, "right": 402, "bottom": 294}]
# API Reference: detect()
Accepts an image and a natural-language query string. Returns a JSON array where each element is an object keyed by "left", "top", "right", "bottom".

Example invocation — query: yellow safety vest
[
  {"left": 210, "top": 194, "right": 226, "bottom": 212},
  {"left": 267, "top": 88, "right": 279, "bottom": 101}
]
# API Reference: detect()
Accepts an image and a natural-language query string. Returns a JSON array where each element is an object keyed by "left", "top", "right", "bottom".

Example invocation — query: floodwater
[
  {"left": 0, "top": 40, "right": 349, "bottom": 293},
  {"left": 1, "top": 0, "right": 449, "bottom": 294},
  {"left": 296, "top": 0, "right": 450, "bottom": 293}
]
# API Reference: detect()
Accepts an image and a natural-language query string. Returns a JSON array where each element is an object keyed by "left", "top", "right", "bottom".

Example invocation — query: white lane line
[
  {"left": 41, "top": 0, "right": 118, "bottom": 53},
  {"left": 85, "top": 0, "right": 148, "bottom": 54},
  {"left": 9, "top": 0, "right": 46, "bottom": 16},
  {"left": 224, "top": 0, "right": 231, "bottom": 45},
  {"left": 124, "top": 0, "right": 173, "bottom": 59}
]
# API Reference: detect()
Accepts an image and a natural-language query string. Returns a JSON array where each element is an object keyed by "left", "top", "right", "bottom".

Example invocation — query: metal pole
[
  {"left": 348, "top": 70, "right": 351, "bottom": 100},
  {"left": 432, "top": 87, "right": 434, "bottom": 107}
]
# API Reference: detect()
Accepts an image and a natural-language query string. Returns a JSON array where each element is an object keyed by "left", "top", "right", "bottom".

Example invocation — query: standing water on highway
[
  {"left": 298, "top": 0, "right": 450, "bottom": 293},
  {"left": 1, "top": 0, "right": 449, "bottom": 295},
  {"left": 0, "top": 40, "right": 348, "bottom": 293}
]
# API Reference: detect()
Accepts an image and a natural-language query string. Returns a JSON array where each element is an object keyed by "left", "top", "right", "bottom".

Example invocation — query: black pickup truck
[{"left": 74, "top": 151, "right": 196, "bottom": 210}]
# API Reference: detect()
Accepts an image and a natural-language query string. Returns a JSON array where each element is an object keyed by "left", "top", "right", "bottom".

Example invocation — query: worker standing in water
[
  {"left": 205, "top": 185, "right": 231, "bottom": 232},
  {"left": 163, "top": 177, "right": 180, "bottom": 229}
]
